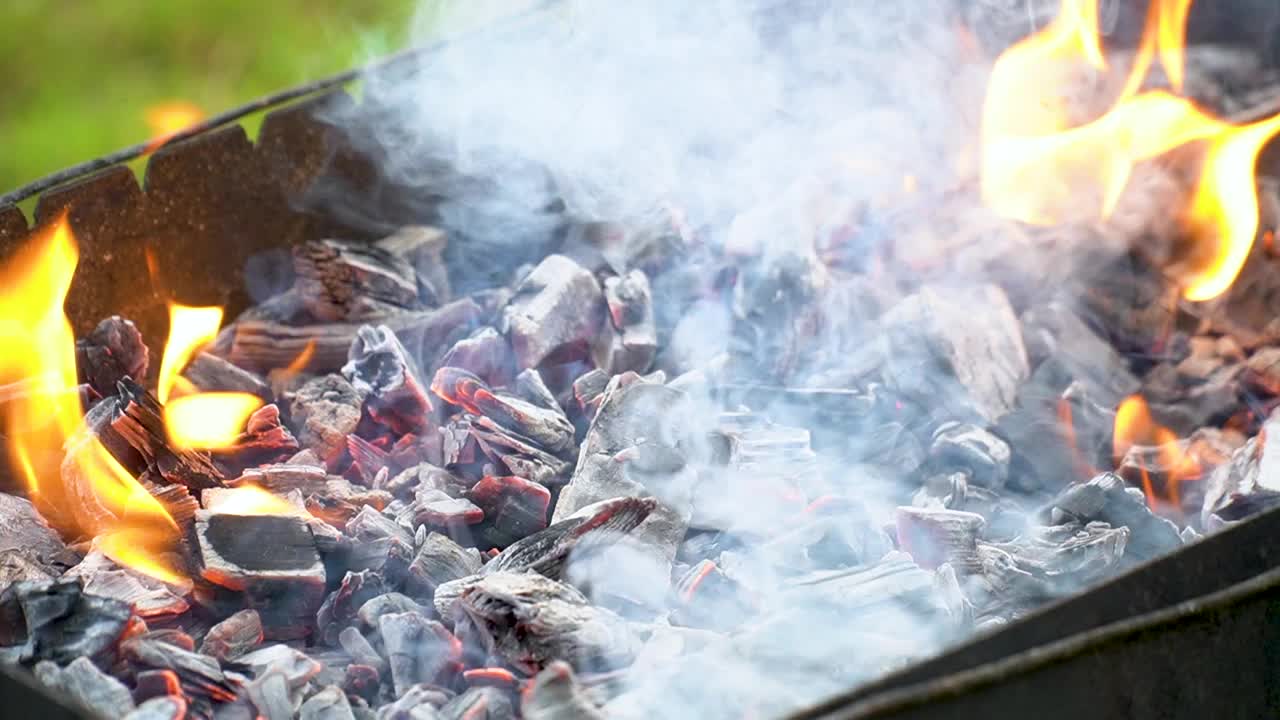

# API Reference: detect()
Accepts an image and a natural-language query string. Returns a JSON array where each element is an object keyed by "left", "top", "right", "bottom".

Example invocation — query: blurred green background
[{"left": 0, "top": 0, "right": 418, "bottom": 195}]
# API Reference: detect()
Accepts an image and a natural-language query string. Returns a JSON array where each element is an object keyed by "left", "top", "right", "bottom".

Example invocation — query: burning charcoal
[
  {"left": 344, "top": 325, "right": 433, "bottom": 435},
  {"left": 237, "top": 644, "right": 324, "bottom": 689},
  {"left": 61, "top": 552, "right": 190, "bottom": 619},
  {"left": 895, "top": 507, "right": 986, "bottom": 574},
  {"left": 199, "top": 609, "right": 262, "bottom": 662},
  {"left": 76, "top": 316, "right": 148, "bottom": 398},
  {"left": 182, "top": 351, "right": 272, "bottom": 400},
  {"left": 288, "top": 374, "right": 366, "bottom": 465},
  {"left": 405, "top": 532, "right": 483, "bottom": 599},
  {"left": 439, "top": 686, "right": 515, "bottom": 720},
  {"left": 121, "top": 637, "right": 239, "bottom": 707},
  {"left": 343, "top": 663, "right": 381, "bottom": 704},
  {"left": 339, "top": 626, "right": 387, "bottom": 675},
  {"left": 596, "top": 270, "right": 657, "bottom": 375},
  {"left": 571, "top": 370, "right": 610, "bottom": 421},
  {"left": 927, "top": 422, "right": 1011, "bottom": 490},
  {"left": 1050, "top": 472, "right": 1181, "bottom": 561},
  {"left": 344, "top": 506, "right": 414, "bottom": 583},
  {"left": 464, "top": 667, "right": 518, "bottom": 690},
  {"left": 670, "top": 560, "right": 753, "bottom": 632},
  {"left": 432, "top": 367, "right": 575, "bottom": 454},
  {"left": 133, "top": 668, "right": 182, "bottom": 704},
  {"left": 488, "top": 496, "right": 657, "bottom": 580},
  {"left": 194, "top": 510, "right": 326, "bottom": 637},
  {"left": 385, "top": 463, "right": 466, "bottom": 501},
  {"left": 316, "top": 571, "right": 388, "bottom": 646},
  {"left": 460, "top": 572, "right": 636, "bottom": 674},
  {"left": 233, "top": 462, "right": 329, "bottom": 495},
  {"left": 469, "top": 475, "right": 552, "bottom": 549},
  {"left": 522, "top": 661, "right": 604, "bottom": 720},
  {"left": 246, "top": 670, "right": 293, "bottom": 720},
  {"left": 0, "top": 578, "right": 132, "bottom": 664},
  {"left": 1202, "top": 410, "right": 1280, "bottom": 525},
  {"left": 377, "top": 226, "right": 451, "bottom": 305},
  {"left": 294, "top": 238, "right": 422, "bottom": 322},
  {"left": 468, "top": 419, "right": 573, "bottom": 487},
  {"left": 0, "top": 494, "right": 80, "bottom": 571},
  {"left": 410, "top": 490, "right": 485, "bottom": 530},
  {"left": 358, "top": 593, "right": 432, "bottom": 629},
  {"left": 124, "top": 696, "right": 188, "bottom": 720},
  {"left": 439, "top": 327, "right": 514, "bottom": 388},
  {"left": 503, "top": 255, "right": 605, "bottom": 369},
  {"left": 377, "top": 684, "right": 453, "bottom": 719},
  {"left": 881, "top": 284, "right": 1029, "bottom": 424},
  {"left": 34, "top": 656, "right": 136, "bottom": 718},
  {"left": 378, "top": 611, "right": 462, "bottom": 697},
  {"left": 213, "top": 404, "right": 300, "bottom": 470},
  {"left": 110, "top": 379, "right": 226, "bottom": 490},
  {"left": 301, "top": 686, "right": 357, "bottom": 720}
]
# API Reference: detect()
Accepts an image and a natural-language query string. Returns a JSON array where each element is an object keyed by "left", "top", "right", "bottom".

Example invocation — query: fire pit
[{"left": 4, "top": 1, "right": 1280, "bottom": 718}]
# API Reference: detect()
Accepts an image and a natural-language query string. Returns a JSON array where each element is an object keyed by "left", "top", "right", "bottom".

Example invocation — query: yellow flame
[
  {"left": 207, "top": 485, "right": 302, "bottom": 516},
  {"left": 144, "top": 101, "right": 205, "bottom": 151},
  {"left": 0, "top": 218, "right": 182, "bottom": 583},
  {"left": 164, "top": 393, "right": 263, "bottom": 450},
  {"left": 157, "top": 304, "right": 222, "bottom": 404},
  {"left": 981, "top": 0, "right": 1280, "bottom": 301}
]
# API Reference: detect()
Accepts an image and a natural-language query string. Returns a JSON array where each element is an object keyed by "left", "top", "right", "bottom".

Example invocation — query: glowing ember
[
  {"left": 205, "top": 485, "right": 302, "bottom": 516},
  {"left": 0, "top": 218, "right": 182, "bottom": 583},
  {"left": 1113, "top": 394, "right": 1201, "bottom": 506},
  {"left": 158, "top": 304, "right": 263, "bottom": 450},
  {"left": 981, "top": 0, "right": 1280, "bottom": 301},
  {"left": 144, "top": 101, "right": 206, "bottom": 151}
]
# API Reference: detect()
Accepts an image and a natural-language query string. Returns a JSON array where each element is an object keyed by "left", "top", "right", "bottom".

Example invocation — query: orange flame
[
  {"left": 144, "top": 101, "right": 205, "bottom": 152},
  {"left": 158, "top": 304, "right": 262, "bottom": 450},
  {"left": 0, "top": 218, "right": 182, "bottom": 583},
  {"left": 981, "top": 0, "right": 1280, "bottom": 301},
  {"left": 205, "top": 485, "right": 303, "bottom": 516},
  {"left": 1113, "top": 394, "right": 1201, "bottom": 506}
]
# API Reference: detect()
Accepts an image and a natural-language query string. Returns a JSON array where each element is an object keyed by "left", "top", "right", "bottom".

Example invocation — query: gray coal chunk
[
  {"left": 1051, "top": 473, "right": 1181, "bottom": 561},
  {"left": 293, "top": 238, "right": 422, "bottom": 321},
  {"left": 199, "top": 609, "right": 263, "bottom": 661},
  {"left": 928, "top": 422, "right": 1011, "bottom": 490},
  {"left": 513, "top": 369, "right": 561, "bottom": 411},
  {"left": 0, "top": 493, "right": 80, "bottom": 569},
  {"left": 288, "top": 374, "right": 366, "bottom": 464},
  {"left": 338, "top": 626, "right": 387, "bottom": 675},
  {"left": 34, "top": 657, "right": 135, "bottom": 718},
  {"left": 358, "top": 593, "right": 433, "bottom": 629},
  {"left": 376, "top": 684, "right": 450, "bottom": 719},
  {"left": 460, "top": 572, "right": 636, "bottom": 674},
  {"left": 881, "top": 284, "right": 1029, "bottom": 424},
  {"left": 522, "top": 661, "right": 604, "bottom": 720},
  {"left": 123, "top": 697, "right": 188, "bottom": 720},
  {"left": 246, "top": 669, "right": 293, "bottom": 720},
  {"left": 1020, "top": 300, "right": 1139, "bottom": 405},
  {"left": 377, "top": 611, "right": 460, "bottom": 697},
  {"left": 376, "top": 225, "right": 451, "bottom": 306},
  {"left": 237, "top": 644, "right": 324, "bottom": 689},
  {"left": 894, "top": 507, "right": 986, "bottom": 574},
  {"left": 344, "top": 506, "right": 415, "bottom": 582},
  {"left": 316, "top": 571, "right": 388, "bottom": 646},
  {"left": 440, "top": 686, "right": 515, "bottom": 720},
  {"left": 405, "top": 532, "right": 483, "bottom": 599},
  {"left": 596, "top": 270, "right": 658, "bottom": 375},
  {"left": 439, "top": 327, "right": 513, "bottom": 388},
  {"left": 503, "top": 254, "right": 605, "bottom": 369},
  {"left": 430, "top": 367, "right": 574, "bottom": 453},
  {"left": 343, "top": 324, "right": 433, "bottom": 435},
  {"left": 300, "top": 685, "right": 357, "bottom": 720},
  {"left": 1202, "top": 412, "right": 1280, "bottom": 526},
  {"left": 1, "top": 578, "right": 132, "bottom": 664}
]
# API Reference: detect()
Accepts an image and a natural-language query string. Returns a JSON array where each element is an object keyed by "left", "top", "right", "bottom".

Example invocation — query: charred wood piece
[
  {"left": 76, "top": 316, "right": 148, "bottom": 398},
  {"left": 110, "top": 379, "right": 225, "bottom": 490},
  {"left": 343, "top": 506, "right": 415, "bottom": 584},
  {"left": 300, "top": 685, "right": 357, "bottom": 720},
  {"left": 61, "top": 552, "right": 189, "bottom": 619},
  {"left": 376, "top": 225, "right": 452, "bottom": 306},
  {"left": 236, "top": 644, "right": 324, "bottom": 689},
  {"left": 895, "top": 507, "right": 986, "bottom": 574},
  {"left": 927, "top": 422, "right": 1011, "bottom": 491},
  {"left": 124, "top": 695, "right": 188, "bottom": 720},
  {"left": 294, "top": 238, "right": 422, "bottom": 322},
  {"left": 503, "top": 255, "right": 605, "bottom": 369},
  {"left": 671, "top": 560, "right": 753, "bottom": 632},
  {"left": 212, "top": 403, "right": 299, "bottom": 470},
  {"left": 468, "top": 475, "right": 552, "bottom": 549},
  {"left": 338, "top": 626, "right": 387, "bottom": 676},
  {"left": 0, "top": 578, "right": 132, "bottom": 664},
  {"left": 199, "top": 608, "right": 263, "bottom": 662},
  {"left": 120, "top": 637, "right": 240, "bottom": 708},
  {"left": 344, "top": 324, "right": 433, "bottom": 435},
  {"left": 432, "top": 367, "right": 574, "bottom": 454},
  {"left": 596, "top": 270, "right": 658, "bottom": 375},
  {"left": 439, "top": 327, "right": 514, "bottom": 389},
  {"left": 245, "top": 669, "right": 293, "bottom": 720},
  {"left": 405, "top": 532, "right": 483, "bottom": 600},
  {"left": 1049, "top": 472, "right": 1181, "bottom": 561},
  {"left": 358, "top": 593, "right": 433, "bottom": 630}
]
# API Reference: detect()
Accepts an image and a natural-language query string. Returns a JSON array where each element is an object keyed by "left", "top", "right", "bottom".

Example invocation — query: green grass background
[{"left": 0, "top": 0, "right": 418, "bottom": 195}]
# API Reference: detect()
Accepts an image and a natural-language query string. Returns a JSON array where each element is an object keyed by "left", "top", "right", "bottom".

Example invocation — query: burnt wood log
[
  {"left": 76, "top": 316, "right": 148, "bottom": 399},
  {"left": 293, "top": 238, "right": 422, "bottom": 322},
  {"left": 110, "top": 379, "right": 225, "bottom": 491}
]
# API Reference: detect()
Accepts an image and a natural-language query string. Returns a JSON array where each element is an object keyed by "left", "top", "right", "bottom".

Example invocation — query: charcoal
[
  {"left": 344, "top": 663, "right": 381, "bottom": 704},
  {"left": 316, "top": 571, "right": 388, "bottom": 646},
  {"left": 348, "top": 434, "right": 391, "bottom": 485},
  {"left": 376, "top": 226, "right": 451, "bottom": 306},
  {"left": 378, "top": 611, "right": 461, "bottom": 697},
  {"left": 110, "top": 379, "right": 226, "bottom": 490},
  {"left": 246, "top": 669, "right": 293, "bottom": 720},
  {"left": 233, "top": 462, "right": 329, "bottom": 495},
  {"left": 432, "top": 367, "right": 574, "bottom": 454},
  {"left": 0, "top": 578, "right": 132, "bottom": 664},
  {"left": 1144, "top": 365, "right": 1243, "bottom": 436},
  {"left": 522, "top": 661, "right": 604, "bottom": 720},
  {"left": 344, "top": 325, "right": 433, "bottom": 435},
  {"left": 344, "top": 507, "right": 414, "bottom": 582},
  {"left": 61, "top": 552, "right": 190, "bottom": 619},
  {"left": 439, "top": 327, "right": 514, "bottom": 388},
  {"left": 503, "top": 255, "right": 605, "bottom": 369},
  {"left": 463, "top": 667, "right": 517, "bottom": 690},
  {"left": 1019, "top": 301, "right": 1139, "bottom": 404},
  {"left": 305, "top": 479, "right": 394, "bottom": 532},
  {"left": 728, "top": 250, "right": 827, "bottom": 382},
  {"left": 385, "top": 464, "right": 467, "bottom": 501},
  {"left": 439, "top": 686, "right": 515, "bottom": 720},
  {"left": 670, "top": 560, "right": 754, "bottom": 632},
  {"left": 376, "top": 684, "right": 451, "bottom": 719},
  {"left": 137, "top": 629, "right": 196, "bottom": 652},
  {"left": 294, "top": 238, "right": 422, "bottom": 322},
  {"left": 1202, "top": 410, "right": 1280, "bottom": 525},
  {"left": 895, "top": 507, "right": 986, "bottom": 574},
  {"left": 571, "top": 370, "right": 610, "bottom": 421},
  {"left": 213, "top": 403, "right": 300, "bottom": 470},
  {"left": 468, "top": 419, "right": 573, "bottom": 487},
  {"left": 405, "top": 532, "right": 483, "bottom": 599},
  {"left": 468, "top": 475, "right": 552, "bottom": 549},
  {"left": 124, "top": 696, "right": 188, "bottom": 720},
  {"left": 0, "top": 493, "right": 80, "bottom": 570},
  {"left": 194, "top": 511, "right": 326, "bottom": 637},
  {"left": 182, "top": 351, "right": 272, "bottom": 400},
  {"left": 237, "top": 644, "right": 324, "bottom": 689},
  {"left": 410, "top": 490, "right": 485, "bottom": 529},
  {"left": 359, "top": 593, "right": 433, "bottom": 629},
  {"left": 1244, "top": 346, "right": 1280, "bottom": 395},
  {"left": 459, "top": 572, "right": 635, "bottom": 674},
  {"left": 1050, "top": 473, "right": 1181, "bottom": 561},
  {"left": 288, "top": 374, "right": 367, "bottom": 465},
  {"left": 34, "top": 656, "right": 136, "bottom": 718},
  {"left": 339, "top": 626, "right": 387, "bottom": 675},
  {"left": 76, "top": 316, "right": 148, "bottom": 398},
  {"left": 121, "top": 637, "right": 239, "bottom": 706},
  {"left": 596, "top": 270, "right": 657, "bottom": 375},
  {"left": 199, "top": 609, "right": 263, "bottom": 661},
  {"left": 301, "top": 685, "right": 358, "bottom": 720},
  {"left": 490, "top": 496, "right": 656, "bottom": 578},
  {"left": 0, "top": 551, "right": 55, "bottom": 592},
  {"left": 927, "top": 422, "right": 1011, "bottom": 490},
  {"left": 881, "top": 284, "right": 1029, "bottom": 424}
]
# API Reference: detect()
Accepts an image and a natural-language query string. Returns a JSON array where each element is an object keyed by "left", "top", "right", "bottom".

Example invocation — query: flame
[
  {"left": 207, "top": 485, "right": 303, "bottom": 516},
  {"left": 0, "top": 218, "right": 182, "bottom": 583},
  {"left": 158, "top": 304, "right": 262, "bottom": 450},
  {"left": 981, "top": 0, "right": 1280, "bottom": 300},
  {"left": 144, "top": 101, "right": 205, "bottom": 152},
  {"left": 1113, "top": 394, "right": 1201, "bottom": 506}
]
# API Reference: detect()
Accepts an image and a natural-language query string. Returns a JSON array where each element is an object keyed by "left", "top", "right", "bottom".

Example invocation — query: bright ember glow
[
  {"left": 158, "top": 304, "right": 262, "bottom": 450},
  {"left": 0, "top": 218, "right": 182, "bottom": 583},
  {"left": 981, "top": 0, "right": 1280, "bottom": 301},
  {"left": 207, "top": 485, "right": 302, "bottom": 516}
]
